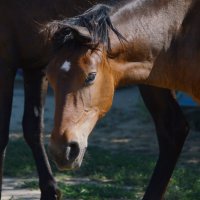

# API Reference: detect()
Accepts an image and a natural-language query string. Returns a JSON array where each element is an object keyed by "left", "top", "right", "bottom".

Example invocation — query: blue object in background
[
  {"left": 16, "top": 69, "right": 23, "bottom": 81},
  {"left": 177, "top": 92, "right": 198, "bottom": 107}
]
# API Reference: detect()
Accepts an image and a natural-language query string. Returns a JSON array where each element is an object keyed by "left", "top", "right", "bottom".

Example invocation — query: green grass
[
  {"left": 58, "top": 183, "right": 137, "bottom": 200},
  {"left": 4, "top": 138, "right": 36, "bottom": 177},
  {"left": 4, "top": 137, "right": 200, "bottom": 199}
]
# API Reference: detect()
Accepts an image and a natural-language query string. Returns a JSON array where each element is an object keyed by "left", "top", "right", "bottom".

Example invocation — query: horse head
[{"left": 45, "top": 4, "right": 124, "bottom": 170}]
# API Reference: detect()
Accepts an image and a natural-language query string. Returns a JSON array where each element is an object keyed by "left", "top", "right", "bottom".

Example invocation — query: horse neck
[{"left": 108, "top": 0, "right": 193, "bottom": 89}]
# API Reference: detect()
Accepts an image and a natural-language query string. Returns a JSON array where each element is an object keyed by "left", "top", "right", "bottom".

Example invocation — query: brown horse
[
  {"left": 45, "top": 1, "right": 199, "bottom": 199},
  {"left": 2, "top": 1, "right": 174, "bottom": 199},
  {"left": 0, "top": 0, "right": 190, "bottom": 199}
]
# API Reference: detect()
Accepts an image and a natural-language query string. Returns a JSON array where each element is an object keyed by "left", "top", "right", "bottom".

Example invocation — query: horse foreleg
[
  {"left": 0, "top": 65, "right": 16, "bottom": 199},
  {"left": 139, "top": 85, "right": 189, "bottom": 200},
  {"left": 22, "top": 69, "right": 61, "bottom": 200}
]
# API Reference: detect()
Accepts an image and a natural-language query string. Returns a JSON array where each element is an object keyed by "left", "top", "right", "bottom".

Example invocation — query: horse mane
[{"left": 45, "top": 4, "right": 126, "bottom": 52}]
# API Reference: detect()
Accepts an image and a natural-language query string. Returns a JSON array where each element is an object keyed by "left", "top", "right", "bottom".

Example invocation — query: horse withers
[{"left": 45, "top": 1, "right": 198, "bottom": 199}]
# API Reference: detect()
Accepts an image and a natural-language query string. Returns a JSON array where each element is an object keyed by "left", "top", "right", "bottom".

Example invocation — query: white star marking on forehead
[{"left": 61, "top": 61, "right": 71, "bottom": 72}]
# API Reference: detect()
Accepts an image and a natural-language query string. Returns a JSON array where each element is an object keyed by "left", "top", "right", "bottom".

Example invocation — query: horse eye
[{"left": 85, "top": 72, "right": 96, "bottom": 85}]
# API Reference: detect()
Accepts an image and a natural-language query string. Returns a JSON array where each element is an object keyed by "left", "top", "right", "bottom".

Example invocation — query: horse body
[{"left": 109, "top": 0, "right": 200, "bottom": 98}]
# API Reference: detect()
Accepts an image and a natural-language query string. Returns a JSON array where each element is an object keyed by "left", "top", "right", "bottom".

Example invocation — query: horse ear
[
  {"left": 42, "top": 21, "right": 63, "bottom": 42},
  {"left": 42, "top": 22, "right": 92, "bottom": 50}
]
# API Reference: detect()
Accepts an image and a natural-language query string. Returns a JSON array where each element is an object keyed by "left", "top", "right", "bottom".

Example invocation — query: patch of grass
[
  {"left": 20, "top": 180, "right": 38, "bottom": 189},
  {"left": 4, "top": 138, "right": 36, "bottom": 177},
  {"left": 4, "top": 137, "right": 200, "bottom": 199},
  {"left": 166, "top": 167, "right": 200, "bottom": 200},
  {"left": 59, "top": 183, "right": 137, "bottom": 200},
  {"left": 54, "top": 146, "right": 156, "bottom": 187}
]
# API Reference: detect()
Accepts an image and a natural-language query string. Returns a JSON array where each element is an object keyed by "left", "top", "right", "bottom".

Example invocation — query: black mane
[{"left": 49, "top": 4, "right": 126, "bottom": 51}]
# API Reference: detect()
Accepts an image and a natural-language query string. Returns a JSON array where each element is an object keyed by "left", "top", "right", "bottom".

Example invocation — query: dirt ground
[{"left": 2, "top": 80, "right": 200, "bottom": 199}]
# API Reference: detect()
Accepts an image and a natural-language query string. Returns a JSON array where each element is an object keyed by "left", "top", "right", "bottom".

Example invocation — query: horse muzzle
[{"left": 49, "top": 140, "right": 86, "bottom": 170}]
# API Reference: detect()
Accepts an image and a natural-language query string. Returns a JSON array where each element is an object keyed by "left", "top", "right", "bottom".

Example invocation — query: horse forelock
[
  {"left": 67, "top": 4, "right": 112, "bottom": 46},
  {"left": 45, "top": 4, "right": 126, "bottom": 52}
]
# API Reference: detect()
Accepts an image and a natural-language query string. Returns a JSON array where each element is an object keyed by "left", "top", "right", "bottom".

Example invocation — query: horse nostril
[{"left": 65, "top": 142, "right": 80, "bottom": 161}]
